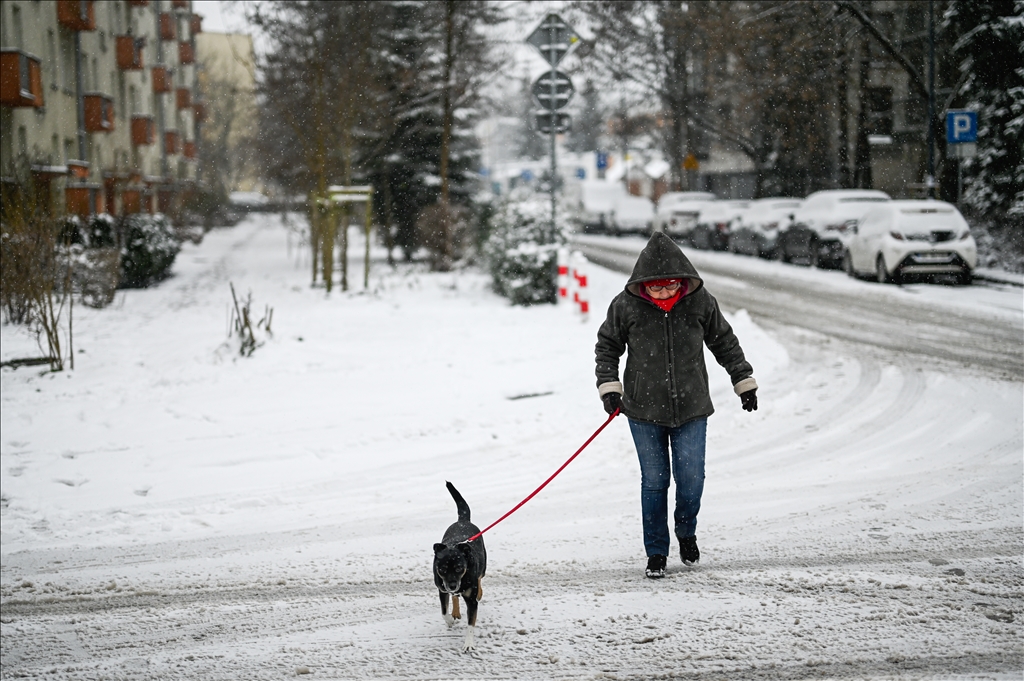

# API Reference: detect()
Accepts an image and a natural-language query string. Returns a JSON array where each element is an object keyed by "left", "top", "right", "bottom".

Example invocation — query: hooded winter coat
[{"left": 595, "top": 232, "right": 757, "bottom": 427}]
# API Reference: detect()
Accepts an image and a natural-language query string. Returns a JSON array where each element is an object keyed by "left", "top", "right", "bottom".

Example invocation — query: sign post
[
  {"left": 527, "top": 14, "right": 579, "bottom": 239},
  {"left": 945, "top": 110, "right": 977, "bottom": 206},
  {"left": 327, "top": 185, "right": 374, "bottom": 290}
]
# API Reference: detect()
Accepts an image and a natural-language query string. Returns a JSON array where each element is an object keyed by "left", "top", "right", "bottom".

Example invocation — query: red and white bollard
[
  {"left": 557, "top": 247, "right": 570, "bottom": 301},
  {"left": 571, "top": 250, "right": 589, "bottom": 320}
]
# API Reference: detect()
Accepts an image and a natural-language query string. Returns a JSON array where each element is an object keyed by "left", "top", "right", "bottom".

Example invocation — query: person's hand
[
  {"left": 602, "top": 392, "right": 623, "bottom": 415},
  {"left": 740, "top": 389, "right": 758, "bottom": 412}
]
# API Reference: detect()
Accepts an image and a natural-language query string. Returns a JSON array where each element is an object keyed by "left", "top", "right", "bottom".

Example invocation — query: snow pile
[{"left": 1, "top": 213, "right": 1020, "bottom": 680}]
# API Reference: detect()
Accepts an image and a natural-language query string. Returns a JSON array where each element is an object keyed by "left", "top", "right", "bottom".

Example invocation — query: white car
[
  {"left": 844, "top": 200, "right": 977, "bottom": 285},
  {"left": 730, "top": 198, "right": 802, "bottom": 258},
  {"left": 691, "top": 200, "right": 751, "bottom": 251},
  {"left": 574, "top": 180, "right": 629, "bottom": 233},
  {"left": 780, "top": 189, "right": 891, "bottom": 268},
  {"left": 652, "top": 192, "right": 717, "bottom": 239},
  {"left": 611, "top": 194, "right": 655, "bottom": 235}
]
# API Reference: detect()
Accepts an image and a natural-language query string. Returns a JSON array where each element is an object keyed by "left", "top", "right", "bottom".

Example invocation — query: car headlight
[
  {"left": 889, "top": 231, "right": 905, "bottom": 241},
  {"left": 960, "top": 230, "right": 971, "bottom": 240}
]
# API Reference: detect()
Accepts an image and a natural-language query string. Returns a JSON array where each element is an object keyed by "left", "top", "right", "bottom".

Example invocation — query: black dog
[{"left": 433, "top": 481, "right": 487, "bottom": 652}]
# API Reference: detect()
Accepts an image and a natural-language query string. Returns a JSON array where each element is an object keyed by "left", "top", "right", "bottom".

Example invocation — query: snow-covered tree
[
  {"left": 484, "top": 191, "right": 568, "bottom": 306},
  {"left": 945, "top": 0, "right": 1024, "bottom": 241}
]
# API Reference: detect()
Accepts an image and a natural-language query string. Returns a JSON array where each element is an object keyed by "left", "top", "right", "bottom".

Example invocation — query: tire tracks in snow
[{"left": 3, "top": 536, "right": 1020, "bottom": 680}]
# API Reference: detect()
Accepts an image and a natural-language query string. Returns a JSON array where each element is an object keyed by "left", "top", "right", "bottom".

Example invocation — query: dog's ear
[
  {"left": 457, "top": 543, "right": 473, "bottom": 558},
  {"left": 434, "top": 543, "right": 447, "bottom": 555}
]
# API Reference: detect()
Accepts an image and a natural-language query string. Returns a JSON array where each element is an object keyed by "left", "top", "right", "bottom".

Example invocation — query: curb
[{"left": 973, "top": 268, "right": 1024, "bottom": 287}]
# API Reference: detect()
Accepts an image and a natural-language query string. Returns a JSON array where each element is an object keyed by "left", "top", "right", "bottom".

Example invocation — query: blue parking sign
[
  {"left": 595, "top": 150, "right": 608, "bottom": 170},
  {"left": 946, "top": 111, "right": 977, "bottom": 144}
]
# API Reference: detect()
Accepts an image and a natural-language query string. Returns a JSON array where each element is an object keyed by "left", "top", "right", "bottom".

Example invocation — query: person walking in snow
[{"left": 595, "top": 231, "right": 758, "bottom": 578}]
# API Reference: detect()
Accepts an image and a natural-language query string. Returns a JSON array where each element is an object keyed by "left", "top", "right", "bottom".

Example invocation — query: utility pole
[{"left": 926, "top": 0, "right": 936, "bottom": 198}]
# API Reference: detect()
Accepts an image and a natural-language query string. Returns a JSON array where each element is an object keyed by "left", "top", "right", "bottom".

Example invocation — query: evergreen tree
[{"left": 945, "top": 0, "right": 1024, "bottom": 235}]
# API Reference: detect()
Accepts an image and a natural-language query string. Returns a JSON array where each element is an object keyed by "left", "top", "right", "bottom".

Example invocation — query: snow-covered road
[{"left": 2, "top": 215, "right": 1021, "bottom": 680}]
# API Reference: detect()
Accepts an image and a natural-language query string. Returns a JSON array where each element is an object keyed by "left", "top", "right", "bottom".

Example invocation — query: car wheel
[
  {"left": 875, "top": 254, "right": 893, "bottom": 284},
  {"left": 775, "top": 240, "right": 789, "bottom": 263},
  {"left": 805, "top": 239, "right": 819, "bottom": 268},
  {"left": 958, "top": 269, "right": 973, "bottom": 286},
  {"left": 843, "top": 250, "right": 857, "bottom": 278}
]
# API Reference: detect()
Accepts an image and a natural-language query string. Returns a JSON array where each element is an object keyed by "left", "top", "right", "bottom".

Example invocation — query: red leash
[{"left": 466, "top": 409, "right": 620, "bottom": 542}]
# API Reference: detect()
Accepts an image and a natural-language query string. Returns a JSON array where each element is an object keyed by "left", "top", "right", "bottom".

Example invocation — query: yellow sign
[{"left": 683, "top": 153, "right": 700, "bottom": 171}]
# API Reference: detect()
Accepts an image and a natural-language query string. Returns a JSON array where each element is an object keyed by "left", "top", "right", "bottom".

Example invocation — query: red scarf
[{"left": 639, "top": 279, "right": 689, "bottom": 312}]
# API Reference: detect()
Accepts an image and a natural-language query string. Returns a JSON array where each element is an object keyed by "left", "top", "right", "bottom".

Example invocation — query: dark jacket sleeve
[
  {"left": 701, "top": 292, "right": 754, "bottom": 387},
  {"left": 595, "top": 295, "right": 628, "bottom": 391}
]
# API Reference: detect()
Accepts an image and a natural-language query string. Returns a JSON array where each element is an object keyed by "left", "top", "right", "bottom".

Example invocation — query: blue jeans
[{"left": 628, "top": 417, "right": 707, "bottom": 557}]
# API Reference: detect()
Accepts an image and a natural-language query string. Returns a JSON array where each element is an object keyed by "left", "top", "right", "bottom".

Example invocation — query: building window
[
  {"left": 60, "top": 29, "right": 76, "bottom": 91},
  {"left": 48, "top": 30, "right": 59, "bottom": 91},
  {"left": 867, "top": 86, "right": 893, "bottom": 136},
  {"left": 12, "top": 6, "right": 24, "bottom": 50}
]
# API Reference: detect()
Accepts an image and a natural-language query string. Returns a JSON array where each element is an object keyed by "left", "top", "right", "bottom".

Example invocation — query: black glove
[
  {"left": 740, "top": 389, "right": 758, "bottom": 412},
  {"left": 602, "top": 392, "right": 623, "bottom": 415}
]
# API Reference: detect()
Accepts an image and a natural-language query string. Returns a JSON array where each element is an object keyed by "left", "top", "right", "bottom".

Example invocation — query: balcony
[
  {"left": 175, "top": 88, "right": 191, "bottom": 110},
  {"left": 57, "top": 1, "right": 96, "bottom": 31},
  {"left": 67, "top": 160, "right": 90, "bottom": 180},
  {"left": 116, "top": 36, "right": 145, "bottom": 70},
  {"left": 65, "top": 184, "right": 101, "bottom": 217},
  {"left": 192, "top": 100, "right": 206, "bottom": 122},
  {"left": 172, "top": 0, "right": 189, "bottom": 7},
  {"left": 152, "top": 66, "right": 173, "bottom": 94},
  {"left": 159, "top": 13, "right": 178, "bottom": 41},
  {"left": 190, "top": 14, "right": 203, "bottom": 34},
  {"left": 165, "top": 130, "right": 180, "bottom": 154},
  {"left": 0, "top": 50, "right": 44, "bottom": 108},
  {"left": 128, "top": 1, "right": 150, "bottom": 6},
  {"left": 131, "top": 115, "right": 156, "bottom": 146},
  {"left": 84, "top": 94, "right": 115, "bottom": 132},
  {"left": 183, "top": 140, "right": 197, "bottom": 159},
  {"left": 178, "top": 41, "right": 194, "bottom": 64}
]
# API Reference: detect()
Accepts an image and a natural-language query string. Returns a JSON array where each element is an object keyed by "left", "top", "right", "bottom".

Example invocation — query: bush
[
  {"left": 483, "top": 191, "right": 569, "bottom": 306},
  {"left": 120, "top": 213, "right": 181, "bottom": 288}
]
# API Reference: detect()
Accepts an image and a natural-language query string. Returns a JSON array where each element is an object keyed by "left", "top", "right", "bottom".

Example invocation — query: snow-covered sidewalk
[{"left": 2, "top": 214, "right": 1021, "bottom": 680}]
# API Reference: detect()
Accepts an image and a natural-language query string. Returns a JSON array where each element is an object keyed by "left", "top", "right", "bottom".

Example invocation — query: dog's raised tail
[{"left": 445, "top": 481, "right": 471, "bottom": 522}]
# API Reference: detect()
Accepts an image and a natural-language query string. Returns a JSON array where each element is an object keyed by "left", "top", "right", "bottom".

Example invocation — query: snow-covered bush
[
  {"left": 483, "top": 191, "right": 569, "bottom": 306},
  {"left": 120, "top": 213, "right": 181, "bottom": 288}
]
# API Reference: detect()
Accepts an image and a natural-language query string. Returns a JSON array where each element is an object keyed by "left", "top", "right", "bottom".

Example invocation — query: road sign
[
  {"left": 946, "top": 110, "right": 978, "bottom": 144},
  {"left": 682, "top": 153, "right": 700, "bottom": 171},
  {"left": 531, "top": 70, "right": 574, "bottom": 110},
  {"left": 526, "top": 13, "right": 580, "bottom": 66},
  {"left": 535, "top": 111, "right": 571, "bottom": 134},
  {"left": 595, "top": 150, "right": 609, "bottom": 170}
]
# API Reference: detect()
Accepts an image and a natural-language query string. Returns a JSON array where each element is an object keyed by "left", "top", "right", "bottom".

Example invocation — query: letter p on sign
[{"left": 946, "top": 111, "right": 978, "bottom": 144}]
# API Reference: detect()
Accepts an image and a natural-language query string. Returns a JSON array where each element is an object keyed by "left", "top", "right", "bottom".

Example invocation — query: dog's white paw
[
  {"left": 444, "top": 613, "right": 455, "bottom": 629},
  {"left": 462, "top": 626, "right": 476, "bottom": 652}
]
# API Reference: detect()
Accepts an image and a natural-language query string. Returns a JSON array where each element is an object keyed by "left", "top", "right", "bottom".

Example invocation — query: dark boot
[
  {"left": 679, "top": 535, "right": 700, "bottom": 565},
  {"left": 645, "top": 554, "right": 667, "bottom": 578}
]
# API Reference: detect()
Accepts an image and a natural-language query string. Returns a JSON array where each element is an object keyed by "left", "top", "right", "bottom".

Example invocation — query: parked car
[
  {"left": 573, "top": 180, "right": 629, "bottom": 234},
  {"left": 690, "top": 200, "right": 751, "bottom": 250},
  {"left": 730, "top": 198, "right": 802, "bottom": 258},
  {"left": 651, "top": 192, "right": 717, "bottom": 240},
  {"left": 778, "top": 189, "right": 890, "bottom": 268},
  {"left": 844, "top": 200, "right": 977, "bottom": 285},
  {"left": 611, "top": 193, "right": 656, "bottom": 235}
]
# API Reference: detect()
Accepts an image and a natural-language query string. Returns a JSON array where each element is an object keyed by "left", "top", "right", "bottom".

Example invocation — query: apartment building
[{"left": 1, "top": 0, "right": 202, "bottom": 217}]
